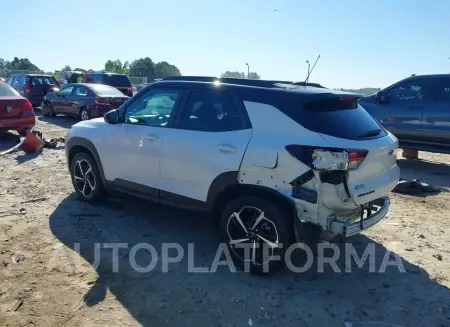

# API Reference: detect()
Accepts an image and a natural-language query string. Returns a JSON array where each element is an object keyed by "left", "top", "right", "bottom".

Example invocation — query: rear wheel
[
  {"left": 219, "top": 196, "right": 295, "bottom": 274},
  {"left": 70, "top": 152, "right": 105, "bottom": 202},
  {"left": 79, "top": 107, "right": 90, "bottom": 121}
]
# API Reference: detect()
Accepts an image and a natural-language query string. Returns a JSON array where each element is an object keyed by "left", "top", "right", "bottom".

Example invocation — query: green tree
[
  {"left": 4, "top": 57, "right": 40, "bottom": 72},
  {"left": 129, "top": 57, "right": 156, "bottom": 80},
  {"left": 154, "top": 61, "right": 181, "bottom": 78},
  {"left": 221, "top": 71, "right": 246, "bottom": 78},
  {"left": 104, "top": 59, "right": 129, "bottom": 74},
  {"left": 248, "top": 72, "right": 261, "bottom": 80},
  {"left": 73, "top": 67, "right": 87, "bottom": 73},
  {"left": 339, "top": 88, "right": 381, "bottom": 96},
  {"left": 62, "top": 65, "right": 72, "bottom": 71}
]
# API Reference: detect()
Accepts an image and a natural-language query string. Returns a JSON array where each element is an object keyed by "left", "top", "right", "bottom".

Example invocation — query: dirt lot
[{"left": 1, "top": 114, "right": 449, "bottom": 327}]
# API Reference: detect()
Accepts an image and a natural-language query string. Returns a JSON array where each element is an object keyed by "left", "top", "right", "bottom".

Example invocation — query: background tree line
[{"left": 1, "top": 57, "right": 381, "bottom": 95}]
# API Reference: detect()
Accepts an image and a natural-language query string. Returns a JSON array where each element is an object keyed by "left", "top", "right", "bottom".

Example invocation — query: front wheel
[
  {"left": 41, "top": 102, "right": 56, "bottom": 117},
  {"left": 219, "top": 196, "right": 295, "bottom": 274},
  {"left": 70, "top": 152, "right": 105, "bottom": 202}
]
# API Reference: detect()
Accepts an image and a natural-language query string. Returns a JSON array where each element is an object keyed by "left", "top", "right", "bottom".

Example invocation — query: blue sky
[{"left": 1, "top": 0, "right": 449, "bottom": 88}]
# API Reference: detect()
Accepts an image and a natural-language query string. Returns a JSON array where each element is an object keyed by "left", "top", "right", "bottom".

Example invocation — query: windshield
[
  {"left": 90, "top": 84, "right": 126, "bottom": 96},
  {"left": 102, "top": 74, "right": 131, "bottom": 87},
  {"left": 0, "top": 82, "right": 20, "bottom": 96}
]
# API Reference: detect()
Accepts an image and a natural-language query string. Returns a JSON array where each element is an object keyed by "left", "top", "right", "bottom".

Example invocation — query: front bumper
[{"left": 329, "top": 196, "right": 390, "bottom": 238}]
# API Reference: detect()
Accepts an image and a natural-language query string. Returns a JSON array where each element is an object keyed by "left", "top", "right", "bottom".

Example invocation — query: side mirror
[{"left": 104, "top": 109, "right": 120, "bottom": 124}]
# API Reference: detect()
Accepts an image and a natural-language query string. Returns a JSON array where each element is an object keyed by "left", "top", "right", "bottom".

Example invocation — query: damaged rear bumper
[{"left": 329, "top": 196, "right": 390, "bottom": 238}]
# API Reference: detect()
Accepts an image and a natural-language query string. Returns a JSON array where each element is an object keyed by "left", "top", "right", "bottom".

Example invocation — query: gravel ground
[{"left": 0, "top": 114, "right": 449, "bottom": 327}]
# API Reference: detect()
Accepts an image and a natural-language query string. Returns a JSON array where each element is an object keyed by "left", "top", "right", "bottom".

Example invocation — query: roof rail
[{"left": 159, "top": 76, "right": 295, "bottom": 88}]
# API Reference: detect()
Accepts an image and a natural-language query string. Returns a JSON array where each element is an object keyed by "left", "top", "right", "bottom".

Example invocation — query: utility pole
[{"left": 246, "top": 63, "right": 250, "bottom": 78}]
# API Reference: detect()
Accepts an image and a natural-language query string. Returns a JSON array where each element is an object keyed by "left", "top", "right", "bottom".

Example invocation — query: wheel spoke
[
  {"left": 251, "top": 211, "right": 265, "bottom": 230},
  {"left": 81, "top": 181, "right": 87, "bottom": 196},
  {"left": 230, "top": 238, "right": 250, "bottom": 245},
  {"left": 256, "top": 234, "right": 278, "bottom": 248},
  {"left": 76, "top": 161, "right": 84, "bottom": 177},
  {"left": 84, "top": 167, "right": 92, "bottom": 176},
  {"left": 232, "top": 212, "right": 248, "bottom": 233},
  {"left": 86, "top": 178, "right": 95, "bottom": 191},
  {"left": 251, "top": 241, "right": 257, "bottom": 264},
  {"left": 74, "top": 175, "right": 83, "bottom": 181}
]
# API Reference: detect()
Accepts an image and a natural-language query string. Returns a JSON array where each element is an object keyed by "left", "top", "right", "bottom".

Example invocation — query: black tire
[
  {"left": 219, "top": 196, "right": 295, "bottom": 275},
  {"left": 79, "top": 107, "right": 90, "bottom": 121},
  {"left": 41, "top": 102, "right": 56, "bottom": 117},
  {"left": 70, "top": 152, "right": 105, "bottom": 202}
]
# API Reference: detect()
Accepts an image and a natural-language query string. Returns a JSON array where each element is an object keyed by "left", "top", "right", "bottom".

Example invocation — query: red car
[{"left": 0, "top": 82, "right": 35, "bottom": 135}]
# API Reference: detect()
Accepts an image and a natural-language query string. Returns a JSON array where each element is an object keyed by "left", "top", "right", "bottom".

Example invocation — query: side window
[
  {"left": 124, "top": 88, "right": 181, "bottom": 127},
  {"left": 5, "top": 76, "right": 13, "bottom": 85},
  {"left": 73, "top": 86, "right": 88, "bottom": 96},
  {"left": 435, "top": 78, "right": 450, "bottom": 102},
  {"left": 386, "top": 78, "right": 431, "bottom": 102},
  {"left": 179, "top": 91, "right": 246, "bottom": 132},
  {"left": 13, "top": 76, "right": 26, "bottom": 89},
  {"left": 60, "top": 85, "right": 75, "bottom": 96}
]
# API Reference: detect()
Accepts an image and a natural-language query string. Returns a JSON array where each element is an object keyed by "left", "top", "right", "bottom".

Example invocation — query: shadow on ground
[
  {"left": 49, "top": 194, "right": 450, "bottom": 327},
  {"left": 38, "top": 114, "right": 77, "bottom": 129},
  {"left": 398, "top": 157, "right": 450, "bottom": 189},
  {"left": 0, "top": 131, "right": 20, "bottom": 153}
]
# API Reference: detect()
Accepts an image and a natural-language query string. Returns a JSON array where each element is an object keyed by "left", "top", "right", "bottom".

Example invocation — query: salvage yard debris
[{"left": 0, "top": 130, "right": 65, "bottom": 157}]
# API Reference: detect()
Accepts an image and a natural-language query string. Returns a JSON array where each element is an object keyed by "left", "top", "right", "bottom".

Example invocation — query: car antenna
[{"left": 304, "top": 54, "right": 320, "bottom": 84}]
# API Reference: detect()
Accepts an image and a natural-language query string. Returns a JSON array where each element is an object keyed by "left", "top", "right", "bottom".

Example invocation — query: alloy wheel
[
  {"left": 226, "top": 206, "right": 279, "bottom": 265},
  {"left": 73, "top": 159, "right": 96, "bottom": 197},
  {"left": 80, "top": 110, "right": 89, "bottom": 121}
]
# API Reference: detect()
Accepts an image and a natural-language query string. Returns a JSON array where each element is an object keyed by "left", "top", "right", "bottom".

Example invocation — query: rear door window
[
  {"left": 102, "top": 74, "right": 131, "bottom": 87},
  {"left": 385, "top": 78, "right": 434, "bottom": 103},
  {"left": 30, "top": 76, "right": 57, "bottom": 86},
  {"left": 435, "top": 77, "right": 450, "bottom": 102}
]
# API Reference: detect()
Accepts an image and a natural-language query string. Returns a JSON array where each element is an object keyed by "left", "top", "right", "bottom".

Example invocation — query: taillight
[
  {"left": 347, "top": 150, "right": 368, "bottom": 169},
  {"left": 96, "top": 97, "right": 110, "bottom": 104},
  {"left": 285, "top": 145, "right": 367, "bottom": 170},
  {"left": 23, "top": 100, "right": 33, "bottom": 111}
]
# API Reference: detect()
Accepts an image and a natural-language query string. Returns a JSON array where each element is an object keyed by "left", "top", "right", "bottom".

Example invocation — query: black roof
[{"left": 156, "top": 76, "right": 325, "bottom": 89}]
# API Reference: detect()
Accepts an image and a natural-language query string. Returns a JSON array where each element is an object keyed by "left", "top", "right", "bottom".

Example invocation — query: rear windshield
[
  {"left": 90, "top": 84, "right": 125, "bottom": 96},
  {"left": 283, "top": 97, "right": 387, "bottom": 140},
  {"left": 101, "top": 74, "right": 131, "bottom": 87},
  {"left": 0, "top": 82, "right": 20, "bottom": 96},
  {"left": 30, "top": 76, "right": 57, "bottom": 86}
]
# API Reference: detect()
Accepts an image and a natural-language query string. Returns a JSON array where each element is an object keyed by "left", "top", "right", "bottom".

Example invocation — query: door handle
[
  {"left": 217, "top": 144, "right": 237, "bottom": 153},
  {"left": 144, "top": 134, "right": 159, "bottom": 141}
]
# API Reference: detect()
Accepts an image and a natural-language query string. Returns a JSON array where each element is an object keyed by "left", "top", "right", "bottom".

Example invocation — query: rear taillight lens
[
  {"left": 96, "top": 97, "right": 110, "bottom": 104},
  {"left": 285, "top": 145, "right": 367, "bottom": 170},
  {"left": 23, "top": 100, "right": 33, "bottom": 111},
  {"left": 347, "top": 150, "right": 368, "bottom": 169}
]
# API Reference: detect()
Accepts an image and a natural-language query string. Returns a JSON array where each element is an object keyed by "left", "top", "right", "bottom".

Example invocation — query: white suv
[{"left": 65, "top": 76, "right": 400, "bottom": 274}]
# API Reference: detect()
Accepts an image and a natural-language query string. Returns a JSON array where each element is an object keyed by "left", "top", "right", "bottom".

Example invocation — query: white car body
[{"left": 66, "top": 78, "right": 399, "bottom": 243}]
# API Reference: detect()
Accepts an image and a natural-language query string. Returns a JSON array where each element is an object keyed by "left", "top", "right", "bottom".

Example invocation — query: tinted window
[
  {"left": 5, "top": 76, "right": 13, "bottom": 85},
  {"left": 12, "top": 76, "right": 26, "bottom": 88},
  {"left": 179, "top": 91, "right": 246, "bottom": 132},
  {"left": 385, "top": 78, "right": 432, "bottom": 102},
  {"left": 275, "top": 94, "right": 387, "bottom": 140},
  {"left": 30, "top": 76, "right": 57, "bottom": 86},
  {"left": 73, "top": 86, "right": 88, "bottom": 96},
  {"left": 435, "top": 77, "right": 450, "bottom": 102},
  {"left": 90, "top": 84, "right": 125, "bottom": 96},
  {"left": 0, "top": 83, "right": 20, "bottom": 96},
  {"left": 60, "top": 85, "right": 75, "bottom": 95},
  {"left": 124, "top": 89, "right": 181, "bottom": 127},
  {"left": 102, "top": 74, "right": 131, "bottom": 87}
]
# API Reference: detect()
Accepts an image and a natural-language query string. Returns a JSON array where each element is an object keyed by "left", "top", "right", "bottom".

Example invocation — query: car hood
[{"left": 73, "top": 117, "right": 105, "bottom": 129}]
